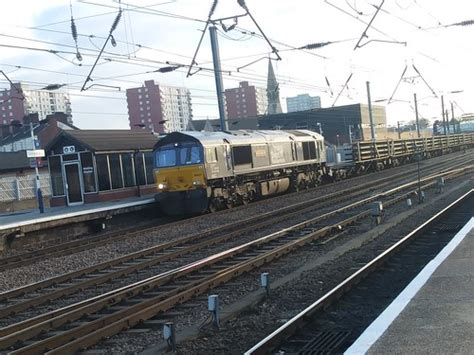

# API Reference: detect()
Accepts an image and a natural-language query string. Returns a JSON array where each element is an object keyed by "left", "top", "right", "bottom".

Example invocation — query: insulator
[
  {"left": 458, "top": 19, "right": 474, "bottom": 26},
  {"left": 237, "top": 0, "right": 249, "bottom": 11},
  {"left": 209, "top": 0, "right": 218, "bottom": 18},
  {"left": 70, "top": 17, "right": 78, "bottom": 42},
  {"left": 304, "top": 42, "right": 331, "bottom": 50},
  {"left": 110, "top": 9, "right": 122, "bottom": 33}
]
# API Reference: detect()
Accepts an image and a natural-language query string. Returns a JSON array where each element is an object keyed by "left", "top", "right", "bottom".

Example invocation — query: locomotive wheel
[{"left": 209, "top": 201, "right": 219, "bottom": 213}]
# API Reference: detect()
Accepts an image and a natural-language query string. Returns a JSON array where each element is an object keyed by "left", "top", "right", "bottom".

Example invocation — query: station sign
[{"left": 26, "top": 149, "right": 45, "bottom": 158}]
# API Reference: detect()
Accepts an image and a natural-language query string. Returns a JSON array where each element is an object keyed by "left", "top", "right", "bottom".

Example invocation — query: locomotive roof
[{"left": 154, "top": 130, "right": 323, "bottom": 148}]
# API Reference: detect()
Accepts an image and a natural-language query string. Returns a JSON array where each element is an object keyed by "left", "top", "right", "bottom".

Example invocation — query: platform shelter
[{"left": 45, "top": 130, "right": 158, "bottom": 206}]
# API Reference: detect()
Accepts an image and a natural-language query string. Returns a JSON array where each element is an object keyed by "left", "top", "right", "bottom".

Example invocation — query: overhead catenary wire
[
  {"left": 81, "top": 1, "right": 123, "bottom": 91},
  {"left": 0, "top": 29, "right": 335, "bottom": 92},
  {"left": 5, "top": 0, "right": 463, "bottom": 121},
  {"left": 353, "top": 0, "right": 386, "bottom": 50},
  {"left": 0, "top": 41, "right": 331, "bottom": 95}
]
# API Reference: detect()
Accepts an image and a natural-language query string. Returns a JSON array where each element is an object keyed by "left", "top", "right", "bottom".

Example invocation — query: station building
[{"left": 45, "top": 130, "right": 158, "bottom": 207}]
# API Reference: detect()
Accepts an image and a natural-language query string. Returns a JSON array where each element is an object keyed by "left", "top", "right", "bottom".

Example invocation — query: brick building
[
  {"left": 126, "top": 80, "right": 193, "bottom": 134},
  {"left": 0, "top": 83, "right": 72, "bottom": 125},
  {"left": 224, "top": 81, "right": 267, "bottom": 120}
]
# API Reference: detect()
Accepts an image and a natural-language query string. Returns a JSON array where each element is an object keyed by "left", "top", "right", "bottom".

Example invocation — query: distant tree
[{"left": 407, "top": 118, "right": 430, "bottom": 129}]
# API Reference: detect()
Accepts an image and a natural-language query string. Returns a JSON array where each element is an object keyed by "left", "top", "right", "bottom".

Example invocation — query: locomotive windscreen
[{"left": 155, "top": 143, "right": 203, "bottom": 168}]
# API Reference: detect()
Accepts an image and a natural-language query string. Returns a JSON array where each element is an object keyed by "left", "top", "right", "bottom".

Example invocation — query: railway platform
[
  {"left": 0, "top": 196, "right": 155, "bottom": 248},
  {"left": 346, "top": 218, "right": 474, "bottom": 354}
]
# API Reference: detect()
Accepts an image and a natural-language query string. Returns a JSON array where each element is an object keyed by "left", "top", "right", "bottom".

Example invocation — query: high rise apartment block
[
  {"left": 0, "top": 83, "right": 72, "bottom": 125},
  {"left": 224, "top": 81, "right": 267, "bottom": 119},
  {"left": 286, "top": 94, "right": 321, "bottom": 113},
  {"left": 126, "top": 80, "right": 193, "bottom": 134}
]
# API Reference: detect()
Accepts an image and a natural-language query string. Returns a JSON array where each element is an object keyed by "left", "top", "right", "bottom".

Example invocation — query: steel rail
[
  {"left": 0, "top": 150, "right": 470, "bottom": 270},
  {"left": 1, "top": 166, "right": 471, "bottom": 353},
  {"left": 0, "top": 157, "right": 464, "bottom": 306},
  {"left": 244, "top": 189, "right": 474, "bottom": 355},
  {"left": 0, "top": 159, "right": 468, "bottom": 321},
  {"left": 41, "top": 170, "right": 471, "bottom": 354}
]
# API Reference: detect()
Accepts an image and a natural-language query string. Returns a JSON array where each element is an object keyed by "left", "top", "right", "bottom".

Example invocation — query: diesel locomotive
[
  {"left": 153, "top": 130, "right": 474, "bottom": 215},
  {"left": 153, "top": 130, "right": 327, "bottom": 214}
]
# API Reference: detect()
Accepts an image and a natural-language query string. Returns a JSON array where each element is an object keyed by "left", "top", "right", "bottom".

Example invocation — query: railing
[{"left": 0, "top": 174, "right": 51, "bottom": 202}]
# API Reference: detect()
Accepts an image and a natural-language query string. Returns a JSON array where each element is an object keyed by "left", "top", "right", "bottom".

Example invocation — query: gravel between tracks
[
  {"left": 84, "top": 174, "right": 473, "bottom": 354},
  {"left": 0, "top": 172, "right": 412, "bottom": 327},
  {"left": 0, "top": 152, "right": 470, "bottom": 293}
]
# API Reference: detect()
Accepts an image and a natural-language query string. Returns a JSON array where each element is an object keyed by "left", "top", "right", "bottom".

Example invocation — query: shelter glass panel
[
  {"left": 109, "top": 154, "right": 123, "bottom": 189},
  {"left": 80, "top": 152, "right": 96, "bottom": 193},
  {"left": 121, "top": 153, "right": 135, "bottom": 188},
  {"left": 96, "top": 155, "right": 111, "bottom": 191},
  {"left": 49, "top": 156, "right": 64, "bottom": 196},
  {"left": 144, "top": 152, "right": 154, "bottom": 185},
  {"left": 62, "top": 153, "right": 78, "bottom": 162},
  {"left": 135, "top": 153, "right": 146, "bottom": 186}
]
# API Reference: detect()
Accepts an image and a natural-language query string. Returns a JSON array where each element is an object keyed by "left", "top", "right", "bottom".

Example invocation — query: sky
[{"left": 0, "top": 0, "right": 473, "bottom": 129}]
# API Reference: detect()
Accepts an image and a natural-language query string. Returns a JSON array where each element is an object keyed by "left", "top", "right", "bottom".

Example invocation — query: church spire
[{"left": 267, "top": 58, "right": 282, "bottom": 115}]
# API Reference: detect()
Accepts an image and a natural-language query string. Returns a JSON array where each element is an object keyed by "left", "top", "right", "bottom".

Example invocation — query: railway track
[
  {"left": 244, "top": 189, "right": 474, "bottom": 355},
  {"left": 0, "top": 150, "right": 470, "bottom": 271},
  {"left": 0, "top": 157, "right": 469, "bottom": 323},
  {"left": 0, "top": 164, "right": 471, "bottom": 354}
]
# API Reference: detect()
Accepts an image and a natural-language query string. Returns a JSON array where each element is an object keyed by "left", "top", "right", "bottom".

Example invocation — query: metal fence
[{"left": 0, "top": 174, "right": 51, "bottom": 202}]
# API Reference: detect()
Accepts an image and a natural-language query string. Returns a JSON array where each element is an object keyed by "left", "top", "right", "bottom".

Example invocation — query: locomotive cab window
[
  {"left": 180, "top": 145, "right": 202, "bottom": 165},
  {"left": 155, "top": 143, "right": 203, "bottom": 168},
  {"left": 156, "top": 148, "right": 177, "bottom": 167}
]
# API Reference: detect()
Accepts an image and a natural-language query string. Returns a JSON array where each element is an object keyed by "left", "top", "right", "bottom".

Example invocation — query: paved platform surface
[
  {"left": 346, "top": 218, "right": 474, "bottom": 354},
  {"left": 0, "top": 195, "right": 155, "bottom": 231}
]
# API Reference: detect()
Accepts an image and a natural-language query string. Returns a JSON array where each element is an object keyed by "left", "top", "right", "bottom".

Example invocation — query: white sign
[
  {"left": 63, "top": 146, "right": 76, "bottom": 154},
  {"left": 26, "top": 149, "right": 45, "bottom": 158}
]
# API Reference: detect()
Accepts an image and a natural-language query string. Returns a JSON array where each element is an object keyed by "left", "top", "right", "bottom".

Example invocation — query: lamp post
[
  {"left": 29, "top": 121, "right": 44, "bottom": 213},
  {"left": 366, "top": 81, "right": 376, "bottom": 141},
  {"left": 414, "top": 93, "right": 420, "bottom": 138},
  {"left": 415, "top": 148, "right": 423, "bottom": 203},
  {"left": 316, "top": 122, "right": 323, "bottom": 136},
  {"left": 440, "top": 90, "right": 464, "bottom": 136}
]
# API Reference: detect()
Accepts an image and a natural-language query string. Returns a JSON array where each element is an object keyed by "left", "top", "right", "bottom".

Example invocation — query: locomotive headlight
[
  {"left": 158, "top": 183, "right": 166, "bottom": 189},
  {"left": 192, "top": 180, "right": 201, "bottom": 185}
]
